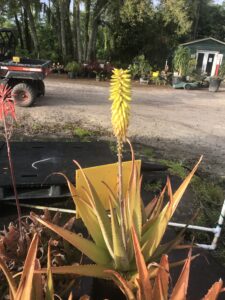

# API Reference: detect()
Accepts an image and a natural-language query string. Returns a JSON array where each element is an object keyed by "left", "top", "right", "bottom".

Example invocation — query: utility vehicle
[{"left": 0, "top": 28, "right": 51, "bottom": 107}]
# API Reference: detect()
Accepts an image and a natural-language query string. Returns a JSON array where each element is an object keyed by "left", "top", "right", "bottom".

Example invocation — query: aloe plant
[
  {"left": 32, "top": 68, "right": 202, "bottom": 289},
  {"left": 107, "top": 227, "right": 225, "bottom": 300},
  {"left": 33, "top": 152, "right": 202, "bottom": 283}
]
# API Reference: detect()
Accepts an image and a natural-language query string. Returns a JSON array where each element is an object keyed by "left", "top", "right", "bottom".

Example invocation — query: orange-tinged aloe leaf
[
  {"left": 35, "top": 264, "right": 111, "bottom": 279},
  {"left": 170, "top": 249, "right": 192, "bottom": 300},
  {"left": 0, "top": 256, "right": 17, "bottom": 298},
  {"left": 33, "top": 214, "right": 111, "bottom": 265},
  {"left": 127, "top": 153, "right": 142, "bottom": 240},
  {"left": 142, "top": 183, "right": 167, "bottom": 235},
  {"left": 45, "top": 244, "right": 54, "bottom": 300},
  {"left": 141, "top": 158, "right": 201, "bottom": 260},
  {"left": 152, "top": 255, "right": 169, "bottom": 299},
  {"left": 68, "top": 292, "right": 73, "bottom": 300},
  {"left": 67, "top": 178, "right": 106, "bottom": 248},
  {"left": 131, "top": 226, "right": 152, "bottom": 299},
  {"left": 172, "top": 156, "right": 202, "bottom": 214},
  {"left": 149, "top": 224, "right": 186, "bottom": 262},
  {"left": 32, "top": 259, "right": 43, "bottom": 300},
  {"left": 15, "top": 233, "right": 39, "bottom": 300},
  {"left": 109, "top": 197, "right": 129, "bottom": 270},
  {"left": 202, "top": 279, "right": 224, "bottom": 300},
  {"left": 73, "top": 160, "right": 114, "bottom": 259},
  {"left": 105, "top": 269, "right": 136, "bottom": 300}
]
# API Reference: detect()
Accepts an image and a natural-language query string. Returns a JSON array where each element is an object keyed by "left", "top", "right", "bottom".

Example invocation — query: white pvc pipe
[
  {"left": 3, "top": 198, "right": 225, "bottom": 251},
  {"left": 168, "top": 222, "right": 216, "bottom": 233},
  {"left": 169, "top": 199, "right": 225, "bottom": 250}
]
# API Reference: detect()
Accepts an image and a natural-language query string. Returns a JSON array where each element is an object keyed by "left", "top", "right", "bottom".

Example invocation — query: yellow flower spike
[{"left": 109, "top": 68, "right": 131, "bottom": 141}]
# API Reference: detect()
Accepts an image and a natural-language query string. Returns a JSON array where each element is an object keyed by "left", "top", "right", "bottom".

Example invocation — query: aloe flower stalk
[
  {"left": 109, "top": 68, "right": 131, "bottom": 142},
  {"left": 0, "top": 84, "right": 22, "bottom": 237},
  {"left": 109, "top": 68, "right": 131, "bottom": 248}
]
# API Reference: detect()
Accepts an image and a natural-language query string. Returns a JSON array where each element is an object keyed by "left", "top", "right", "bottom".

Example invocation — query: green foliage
[
  {"left": 65, "top": 61, "right": 81, "bottom": 73},
  {"left": 129, "top": 55, "right": 151, "bottom": 79},
  {"left": 219, "top": 61, "right": 225, "bottom": 79},
  {"left": 173, "top": 46, "right": 191, "bottom": 76}
]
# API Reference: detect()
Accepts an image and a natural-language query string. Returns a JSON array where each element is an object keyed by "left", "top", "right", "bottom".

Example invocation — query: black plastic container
[{"left": 209, "top": 77, "right": 221, "bottom": 92}]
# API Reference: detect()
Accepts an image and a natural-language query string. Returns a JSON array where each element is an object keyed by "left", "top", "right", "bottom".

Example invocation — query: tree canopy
[{"left": 0, "top": 0, "right": 224, "bottom": 67}]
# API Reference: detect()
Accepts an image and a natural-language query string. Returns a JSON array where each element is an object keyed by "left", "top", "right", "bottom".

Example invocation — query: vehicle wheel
[
  {"left": 37, "top": 80, "right": 45, "bottom": 97},
  {"left": 12, "top": 83, "right": 36, "bottom": 107},
  {"left": 184, "top": 84, "right": 192, "bottom": 90}
]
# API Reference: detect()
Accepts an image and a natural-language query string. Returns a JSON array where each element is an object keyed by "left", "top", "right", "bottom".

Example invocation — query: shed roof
[{"left": 180, "top": 37, "right": 225, "bottom": 46}]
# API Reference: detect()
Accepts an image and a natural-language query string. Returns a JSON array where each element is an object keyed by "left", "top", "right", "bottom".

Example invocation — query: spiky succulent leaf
[
  {"left": 65, "top": 176, "right": 106, "bottom": 248},
  {"left": 170, "top": 249, "right": 192, "bottom": 300},
  {"left": 141, "top": 157, "right": 202, "bottom": 260},
  {"left": 45, "top": 244, "right": 54, "bottom": 300},
  {"left": 152, "top": 255, "right": 169, "bottom": 299},
  {"left": 131, "top": 226, "right": 152, "bottom": 299},
  {"left": 0, "top": 256, "right": 17, "bottom": 298},
  {"left": 15, "top": 234, "right": 39, "bottom": 300},
  {"left": 36, "top": 264, "right": 111, "bottom": 279},
  {"left": 109, "top": 197, "right": 129, "bottom": 270},
  {"left": 202, "top": 279, "right": 224, "bottom": 299},
  {"left": 105, "top": 270, "right": 136, "bottom": 300},
  {"left": 73, "top": 160, "right": 114, "bottom": 259},
  {"left": 33, "top": 214, "right": 111, "bottom": 265}
]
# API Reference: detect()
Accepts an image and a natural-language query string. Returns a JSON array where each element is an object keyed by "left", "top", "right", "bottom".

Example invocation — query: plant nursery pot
[
  {"left": 67, "top": 72, "right": 76, "bottom": 79},
  {"left": 172, "top": 76, "right": 182, "bottom": 85},
  {"left": 92, "top": 278, "right": 126, "bottom": 300},
  {"left": 209, "top": 78, "right": 221, "bottom": 92}
]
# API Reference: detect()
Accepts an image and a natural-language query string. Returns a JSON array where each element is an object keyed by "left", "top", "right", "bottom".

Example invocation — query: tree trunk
[
  {"left": 75, "top": 0, "right": 82, "bottom": 62},
  {"left": 21, "top": 8, "right": 32, "bottom": 53},
  {"left": 72, "top": 0, "right": 77, "bottom": 60},
  {"left": 58, "top": 0, "right": 67, "bottom": 62},
  {"left": 14, "top": 13, "right": 24, "bottom": 49},
  {"left": 84, "top": 0, "right": 91, "bottom": 62},
  {"left": 21, "top": 0, "right": 39, "bottom": 56},
  {"left": 52, "top": 0, "right": 62, "bottom": 61},
  {"left": 87, "top": 18, "right": 99, "bottom": 62},
  {"left": 65, "top": 0, "right": 74, "bottom": 59},
  {"left": 86, "top": 0, "right": 109, "bottom": 62}
]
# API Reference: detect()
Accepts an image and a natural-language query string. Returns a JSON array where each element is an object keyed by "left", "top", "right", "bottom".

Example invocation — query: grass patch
[
  {"left": 73, "top": 127, "right": 96, "bottom": 141},
  {"left": 144, "top": 180, "right": 163, "bottom": 193}
]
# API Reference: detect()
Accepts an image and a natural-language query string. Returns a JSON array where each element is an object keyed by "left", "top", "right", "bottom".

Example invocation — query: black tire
[
  {"left": 12, "top": 83, "right": 36, "bottom": 107},
  {"left": 37, "top": 80, "right": 45, "bottom": 97},
  {"left": 184, "top": 84, "right": 192, "bottom": 90}
]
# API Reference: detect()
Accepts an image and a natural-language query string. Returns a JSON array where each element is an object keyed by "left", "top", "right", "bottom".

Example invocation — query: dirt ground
[{"left": 15, "top": 74, "right": 225, "bottom": 177}]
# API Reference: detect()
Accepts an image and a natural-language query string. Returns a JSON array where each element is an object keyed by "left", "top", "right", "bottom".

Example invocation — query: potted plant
[
  {"left": 65, "top": 61, "right": 80, "bottom": 79},
  {"left": 173, "top": 46, "right": 191, "bottom": 83}
]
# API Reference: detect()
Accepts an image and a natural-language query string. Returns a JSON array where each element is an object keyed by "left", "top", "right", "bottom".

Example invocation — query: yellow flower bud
[{"left": 109, "top": 69, "right": 131, "bottom": 141}]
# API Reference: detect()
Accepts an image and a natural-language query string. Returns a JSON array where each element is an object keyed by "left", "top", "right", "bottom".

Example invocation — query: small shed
[{"left": 181, "top": 37, "right": 225, "bottom": 76}]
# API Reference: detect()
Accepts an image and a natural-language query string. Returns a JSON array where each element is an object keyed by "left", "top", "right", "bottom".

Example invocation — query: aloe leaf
[
  {"left": 131, "top": 226, "right": 152, "bottom": 299},
  {"left": 170, "top": 249, "right": 192, "bottom": 300},
  {"left": 73, "top": 160, "right": 114, "bottom": 259},
  {"left": 109, "top": 197, "right": 129, "bottom": 271},
  {"left": 16, "top": 233, "right": 39, "bottom": 300},
  {"left": 105, "top": 270, "right": 136, "bottom": 300},
  {"left": 149, "top": 226, "right": 185, "bottom": 262},
  {"left": 36, "top": 264, "right": 111, "bottom": 279},
  {"left": 33, "top": 214, "right": 111, "bottom": 265},
  {"left": 45, "top": 244, "right": 54, "bottom": 300},
  {"left": 0, "top": 257, "right": 17, "bottom": 298},
  {"left": 172, "top": 156, "right": 202, "bottom": 215},
  {"left": 32, "top": 259, "right": 43, "bottom": 300},
  {"left": 141, "top": 158, "right": 201, "bottom": 260},
  {"left": 67, "top": 178, "right": 106, "bottom": 248},
  {"left": 202, "top": 279, "right": 224, "bottom": 299},
  {"left": 152, "top": 255, "right": 169, "bottom": 299}
]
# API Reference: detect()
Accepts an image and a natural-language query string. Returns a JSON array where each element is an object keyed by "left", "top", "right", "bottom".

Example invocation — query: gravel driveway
[{"left": 16, "top": 75, "right": 225, "bottom": 177}]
